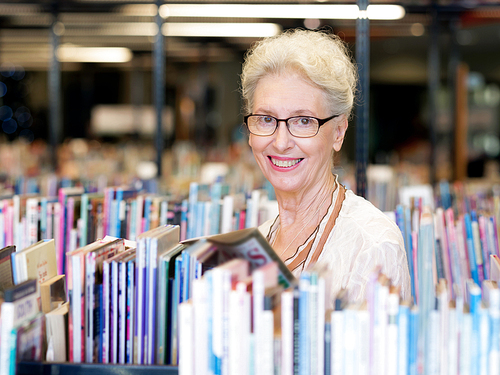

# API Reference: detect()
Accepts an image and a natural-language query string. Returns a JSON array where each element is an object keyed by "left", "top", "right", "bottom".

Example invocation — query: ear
[{"left": 333, "top": 117, "right": 348, "bottom": 152}]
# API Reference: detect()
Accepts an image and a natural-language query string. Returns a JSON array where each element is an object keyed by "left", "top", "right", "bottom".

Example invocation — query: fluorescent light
[
  {"left": 57, "top": 45, "right": 132, "bottom": 63},
  {"left": 162, "top": 23, "right": 282, "bottom": 38},
  {"left": 159, "top": 4, "right": 405, "bottom": 20}
]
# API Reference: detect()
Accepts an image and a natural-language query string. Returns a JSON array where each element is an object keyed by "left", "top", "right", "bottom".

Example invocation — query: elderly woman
[{"left": 241, "top": 28, "right": 411, "bottom": 304}]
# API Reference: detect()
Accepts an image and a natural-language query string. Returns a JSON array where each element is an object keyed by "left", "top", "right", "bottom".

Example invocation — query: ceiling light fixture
[
  {"left": 158, "top": 4, "right": 405, "bottom": 20},
  {"left": 57, "top": 45, "right": 133, "bottom": 63},
  {"left": 162, "top": 23, "right": 282, "bottom": 38}
]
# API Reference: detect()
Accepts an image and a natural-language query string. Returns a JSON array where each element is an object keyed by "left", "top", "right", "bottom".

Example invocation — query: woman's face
[{"left": 248, "top": 72, "right": 347, "bottom": 195}]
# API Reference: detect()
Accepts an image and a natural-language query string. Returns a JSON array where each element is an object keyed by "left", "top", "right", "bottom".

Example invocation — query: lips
[{"left": 269, "top": 156, "right": 303, "bottom": 168}]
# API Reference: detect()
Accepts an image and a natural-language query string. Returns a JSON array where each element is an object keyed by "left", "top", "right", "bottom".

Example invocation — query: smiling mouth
[{"left": 269, "top": 157, "right": 303, "bottom": 168}]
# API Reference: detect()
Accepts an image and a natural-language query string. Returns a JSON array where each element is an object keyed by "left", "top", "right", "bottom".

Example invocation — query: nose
[{"left": 273, "top": 120, "right": 293, "bottom": 151}]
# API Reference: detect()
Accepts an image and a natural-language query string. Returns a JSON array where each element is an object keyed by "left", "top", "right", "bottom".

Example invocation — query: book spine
[
  {"left": 479, "top": 216, "right": 490, "bottom": 280},
  {"left": 135, "top": 238, "right": 146, "bottom": 364},
  {"left": 102, "top": 261, "right": 110, "bottom": 364},
  {"left": 298, "top": 272, "right": 310, "bottom": 375},
  {"left": 386, "top": 292, "right": 399, "bottom": 375},
  {"left": 281, "top": 289, "right": 294, "bottom": 375},
  {"left": 119, "top": 261, "right": 126, "bottom": 364},
  {"left": 26, "top": 197, "right": 38, "bottom": 247},
  {"left": 489, "top": 288, "right": 500, "bottom": 375},
  {"left": 194, "top": 278, "right": 209, "bottom": 375},
  {"left": 465, "top": 213, "right": 480, "bottom": 285},
  {"left": 460, "top": 311, "right": 472, "bottom": 375},
  {"left": 178, "top": 301, "right": 194, "bottom": 375},
  {"left": 80, "top": 195, "right": 89, "bottom": 247},
  {"left": 126, "top": 259, "right": 135, "bottom": 364},
  {"left": 147, "top": 240, "right": 158, "bottom": 365},
  {"left": 57, "top": 190, "right": 66, "bottom": 275},
  {"left": 479, "top": 305, "right": 489, "bottom": 375},
  {"left": 187, "top": 182, "right": 198, "bottom": 239},
  {"left": 397, "top": 304, "right": 410, "bottom": 375},
  {"left": 111, "top": 260, "right": 119, "bottom": 364},
  {"left": 409, "top": 307, "right": 419, "bottom": 375},
  {"left": 472, "top": 211, "right": 485, "bottom": 283}
]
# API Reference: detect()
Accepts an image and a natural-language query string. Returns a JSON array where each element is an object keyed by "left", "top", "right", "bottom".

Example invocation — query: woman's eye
[
  {"left": 299, "top": 117, "right": 311, "bottom": 125},
  {"left": 263, "top": 117, "right": 274, "bottom": 123}
]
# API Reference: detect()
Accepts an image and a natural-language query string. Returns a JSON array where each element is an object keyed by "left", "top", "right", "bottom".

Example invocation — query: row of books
[
  {"left": 0, "top": 182, "right": 278, "bottom": 275},
  {"left": 177, "top": 247, "right": 500, "bottom": 375}
]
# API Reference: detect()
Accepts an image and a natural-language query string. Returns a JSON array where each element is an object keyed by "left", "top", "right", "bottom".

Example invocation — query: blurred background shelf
[{"left": 17, "top": 362, "right": 179, "bottom": 375}]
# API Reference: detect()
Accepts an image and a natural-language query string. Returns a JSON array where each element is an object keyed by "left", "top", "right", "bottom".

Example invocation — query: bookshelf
[{"left": 17, "top": 362, "right": 178, "bottom": 375}]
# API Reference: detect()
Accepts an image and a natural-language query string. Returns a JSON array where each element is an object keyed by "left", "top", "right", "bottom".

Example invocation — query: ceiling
[{"left": 1, "top": 0, "right": 500, "bottom": 83}]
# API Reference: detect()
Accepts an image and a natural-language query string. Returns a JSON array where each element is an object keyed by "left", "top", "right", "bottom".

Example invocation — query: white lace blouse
[{"left": 258, "top": 178, "right": 412, "bottom": 308}]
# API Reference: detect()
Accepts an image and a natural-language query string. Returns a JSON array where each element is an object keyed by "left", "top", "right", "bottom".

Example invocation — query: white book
[
  {"left": 385, "top": 291, "right": 399, "bottom": 375},
  {"left": 260, "top": 310, "right": 274, "bottom": 375},
  {"left": 203, "top": 201, "right": 212, "bottom": 237},
  {"left": 26, "top": 197, "right": 38, "bottom": 247},
  {"left": 0, "top": 280, "right": 38, "bottom": 375},
  {"left": 228, "top": 282, "right": 251, "bottom": 375},
  {"left": 178, "top": 301, "right": 194, "bottom": 375},
  {"left": 309, "top": 273, "right": 319, "bottom": 375},
  {"left": 479, "top": 304, "right": 489, "bottom": 375},
  {"left": 71, "top": 253, "right": 83, "bottom": 363},
  {"left": 460, "top": 311, "right": 472, "bottom": 375},
  {"left": 357, "top": 303, "right": 370, "bottom": 375},
  {"left": 249, "top": 189, "right": 261, "bottom": 228},
  {"left": 448, "top": 304, "right": 458, "bottom": 375},
  {"left": 252, "top": 263, "right": 278, "bottom": 375},
  {"left": 427, "top": 310, "right": 440, "bottom": 375},
  {"left": 281, "top": 288, "right": 294, "bottom": 375},
  {"left": 316, "top": 276, "right": 325, "bottom": 375},
  {"left": 220, "top": 195, "right": 234, "bottom": 234},
  {"left": 374, "top": 277, "right": 389, "bottom": 375},
  {"left": 343, "top": 304, "right": 358, "bottom": 375},
  {"left": 486, "top": 281, "right": 500, "bottom": 375},
  {"left": 331, "top": 309, "right": 344, "bottom": 375},
  {"left": 193, "top": 278, "right": 209, "bottom": 375},
  {"left": 398, "top": 302, "right": 410, "bottom": 375}
]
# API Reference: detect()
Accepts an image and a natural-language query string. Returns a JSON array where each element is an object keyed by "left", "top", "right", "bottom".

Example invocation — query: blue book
[
  {"left": 180, "top": 200, "right": 188, "bottom": 242},
  {"left": 210, "top": 183, "right": 222, "bottom": 235},
  {"left": 408, "top": 306, "right": 419, "bottom": 375},
  {"left": 187, "top": 182, "right": 199, "bottom": 239},
  {"left": 205, "top": 270, "right": 215, "bottom": 374},
  {"left": 467, "top": 280, "right": 481, "bottom": 375},
  {"left": 143, "top": 196, "right": 152, "bottom": 233},
  {"left": 404, "top": 207, "right": 415, "bottom": 300},
  {"left": 464, "top": 213, "right": 480, "bottom": 285},
  {"left": 195, "top": 201, "right": 205, "bottom": 238},
  {"left": 440, "top": 180, "right": 452, "bottom": 210},
  {"left": 298, "top": 271, "right": 310, "bottom": 375}
]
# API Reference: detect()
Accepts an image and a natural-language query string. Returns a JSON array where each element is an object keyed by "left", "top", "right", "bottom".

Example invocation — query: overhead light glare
[
  {"left": 57, "top": 45, "right": 132, "bottom": 63},
  {"left": 159, "top": 4, "right": 405, "bottom": 20},
  {"left": 162, "top": 23, "right": 282, "bottom": 38}
]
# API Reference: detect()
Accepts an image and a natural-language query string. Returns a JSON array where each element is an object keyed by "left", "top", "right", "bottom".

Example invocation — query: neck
[{"left": 276, "top": 175, "right": 336, "bottom": 228}]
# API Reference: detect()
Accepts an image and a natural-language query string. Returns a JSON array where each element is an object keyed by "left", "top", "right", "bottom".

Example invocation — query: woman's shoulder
[{"left": 339, "top": 188, "right": 403, "bottom": 242}]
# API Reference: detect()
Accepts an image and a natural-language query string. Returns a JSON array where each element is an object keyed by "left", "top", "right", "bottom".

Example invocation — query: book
[
  {"left": 45, "top": 301, "right": 69, "bottom": 362},
  {"left": 0, "top": 245, "right": 15, "bottom": 289},
  {"left": 204, "top": 227, "right": 296, "bottom": 288},
  {"left": 40, "top": 274, "right": 66, "bottom": 314},
  {"left": 16, "top": 312, "right": 44, "bottom": 363},
  {"left": 0, "top": 279, "right": 39, "bottom": 375},
  {"left": 11, "top": 238, "right": 57, "bottom": 285},
  {"left": 85, "top": 237, "right": 125, "bottom": 363}
]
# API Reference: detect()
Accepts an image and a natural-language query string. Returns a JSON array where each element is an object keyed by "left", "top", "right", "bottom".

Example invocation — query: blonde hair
[{"left": 240, "top": 28, "right": 357, "bottom": 117}]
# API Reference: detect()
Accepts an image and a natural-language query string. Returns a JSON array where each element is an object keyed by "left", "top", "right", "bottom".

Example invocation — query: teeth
[{"left": 271, "top": 158, "right": 302, "bottom": 168}]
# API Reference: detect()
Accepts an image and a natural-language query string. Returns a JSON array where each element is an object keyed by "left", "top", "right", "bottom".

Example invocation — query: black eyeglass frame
[{"left": 244, "top": 113, "right": 340, "bottom": 138}]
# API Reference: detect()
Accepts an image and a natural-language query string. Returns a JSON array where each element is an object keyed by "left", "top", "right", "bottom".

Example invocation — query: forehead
[{"left": 253, "top": 72, "right": 329, "bottom": 115}]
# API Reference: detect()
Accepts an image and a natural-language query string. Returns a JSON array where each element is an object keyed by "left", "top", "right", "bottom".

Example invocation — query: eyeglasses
[{"left": 244, "top": 114, "right": 340, "bottom": 138}]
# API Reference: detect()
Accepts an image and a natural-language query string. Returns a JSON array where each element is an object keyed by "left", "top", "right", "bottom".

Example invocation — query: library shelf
[{"left": 17, "top": 362, "right": 179, "bottom": 375}]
